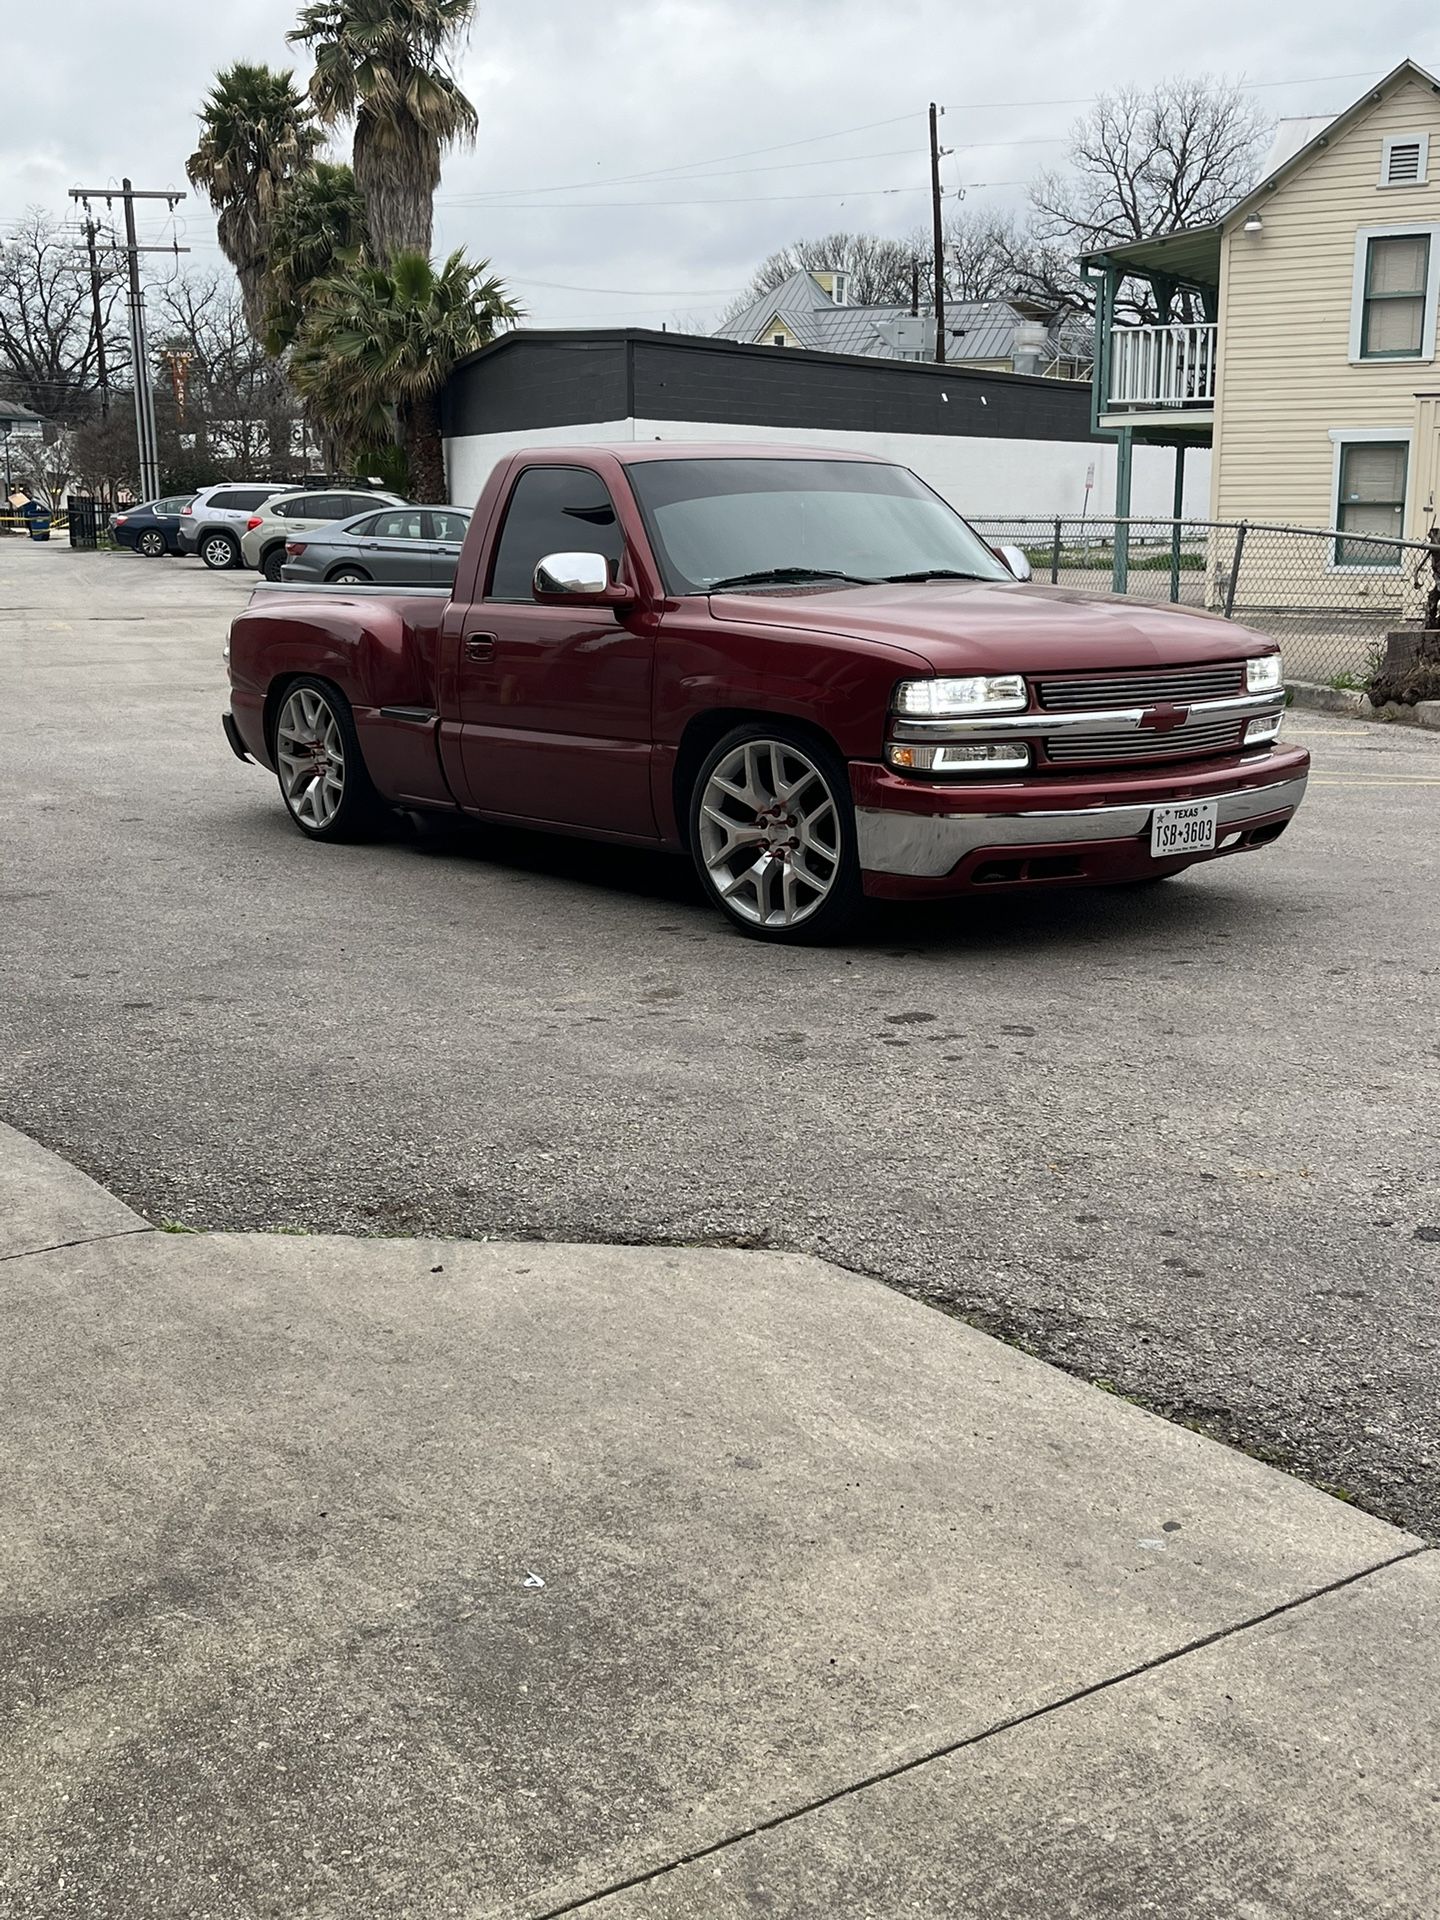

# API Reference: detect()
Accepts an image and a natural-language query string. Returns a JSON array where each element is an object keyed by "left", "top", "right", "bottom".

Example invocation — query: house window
[
  {"left": 1332, "top": 436, "right": 1409, "bottom": 568},
  {"left": 1380, "top": 134, "right": 1429, "bottom": 187},
  {"left": 772, "top": 332, "right": 787, "bottom": 347},
  {"left": 1359, "top": 233, "right": 1431, "bottom": 356}
]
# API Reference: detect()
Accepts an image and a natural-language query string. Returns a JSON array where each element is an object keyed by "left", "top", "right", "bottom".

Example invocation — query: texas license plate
[{"left": 1150, "top": 800, "right": 1218, "bottom": 858}]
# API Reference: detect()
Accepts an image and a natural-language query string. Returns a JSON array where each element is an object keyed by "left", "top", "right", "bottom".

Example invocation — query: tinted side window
[
  {"left": 347, "top": 514, "right": 381, "bottom": 538},
  {"left": 158, "top": 496, "right": 191, "bottom": 515},
  {"left": 340, "top": 493, "right": 386, "bottom": 516},
  {"left": 279, "top": 496, "right": 315, "bottom": 517},
  {"left": 211, "top": 488, "right": 271, "bottom": 512},
  {"left": 429, "top": 511, "right": 469, "bottom": 542},
  {"left": 487, "top": 467, "right": 624, "bottom": 602}
]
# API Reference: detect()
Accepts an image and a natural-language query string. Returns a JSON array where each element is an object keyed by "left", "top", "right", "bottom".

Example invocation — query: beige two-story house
[{"left": 1085, "top": 59, "right": 1440, "bottom": 583}]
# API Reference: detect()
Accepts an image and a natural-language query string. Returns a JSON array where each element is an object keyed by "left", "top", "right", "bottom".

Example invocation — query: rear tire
[
  {"left": 261, "top": 544, "right": 287, "bottom": 582},
  {"left": 327, "top": 566, "right": 370, "bottom": 585},
  {"left": 137, "top": 529, "right": 167, "bottom": 558},
  {"left": 688, "top": 722, "right": 863, "bottom": 944},
  {"left": 201, "top": 530, "right": 240, "bottom": 570},
  {"left": 272, "top": 678, "right": 385, "bottom": 843}
]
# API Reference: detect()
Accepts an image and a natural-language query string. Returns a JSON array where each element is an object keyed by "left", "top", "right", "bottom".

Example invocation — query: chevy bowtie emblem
[{"left": 1139, "top": 703, "right": 1189, "bottom": 733}]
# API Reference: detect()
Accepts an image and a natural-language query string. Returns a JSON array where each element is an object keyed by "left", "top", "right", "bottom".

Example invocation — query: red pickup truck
[{"left": 223, "top": 443, "right": 1308, "bottom": 943}]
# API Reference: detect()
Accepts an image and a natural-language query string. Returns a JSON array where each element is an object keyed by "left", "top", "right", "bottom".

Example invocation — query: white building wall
[{"left": 445, "top": 417, "right": 1211, "bottom": 522}]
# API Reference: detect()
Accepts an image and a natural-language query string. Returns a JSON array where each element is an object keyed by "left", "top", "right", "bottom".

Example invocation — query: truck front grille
[
  {"left": 1044, "top": 717, "right": 1246, "bottom": 766},
  {"left": 1035, "top": 663, "right": 1246, "bottom": 711}
]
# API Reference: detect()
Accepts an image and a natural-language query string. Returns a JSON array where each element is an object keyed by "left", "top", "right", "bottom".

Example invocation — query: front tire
[
  {"left": 689, "top": 723, "right": 862, "bottom": 943},
  {"left": 273, "top": 678, "right": 385, "bottom": 842},
  {"left": 201, "top": 530, "right": 240, "bottom": 570},
  {"left": 137, "top": 529, "right": 167, "bottom": 558}
]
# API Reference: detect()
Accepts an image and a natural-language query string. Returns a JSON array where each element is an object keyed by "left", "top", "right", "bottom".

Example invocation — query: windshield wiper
[
  {"left": 877, "top": 568, "right": 989, "bottom": 583},
  {"left": 705, "top": 566, "right": 877, "bottom": 591}
]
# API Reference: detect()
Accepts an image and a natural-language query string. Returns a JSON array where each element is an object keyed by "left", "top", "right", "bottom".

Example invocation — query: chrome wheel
[
  {"left": 697, "top": 738, "right": 841, "bottom": 928},
  {"left": 276, "top": 686, "right": 346, "bottom": 831},
  {"left": 138, "top": 530, "right": 166, "bottom": 557},
  {"left": 202, "top": 534, "right": 236, "bottom": 569}
]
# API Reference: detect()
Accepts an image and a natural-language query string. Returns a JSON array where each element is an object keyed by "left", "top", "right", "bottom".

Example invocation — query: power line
[{"left": 442, "top": 67, "right": 1378, "bottom": 206}]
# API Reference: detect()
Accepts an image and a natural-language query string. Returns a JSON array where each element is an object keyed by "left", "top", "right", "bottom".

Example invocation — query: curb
[{"left": 1287, "top": 681, "right": 1440, "bottom": 730}]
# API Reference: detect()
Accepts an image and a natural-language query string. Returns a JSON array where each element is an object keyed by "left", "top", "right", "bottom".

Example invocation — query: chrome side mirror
[
  {"left": 998, "top": 543, "right": 1033, "bottom": 582},
  {"left": 534, "top": 550, "right": 611, "bottom": 597}
]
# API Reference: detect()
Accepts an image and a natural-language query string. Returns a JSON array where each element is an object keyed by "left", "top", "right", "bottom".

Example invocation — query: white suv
[
  {"left": 179, "top": 483, "right": 291, "bottom": 570},
  {"left": 241, "top": 487, "right": 405, "bottom": 581}
]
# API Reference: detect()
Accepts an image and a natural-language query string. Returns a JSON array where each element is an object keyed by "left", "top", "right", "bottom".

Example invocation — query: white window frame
[
  {"left": 1327, "top": 427, "right": 1413, "bottom": 573},
  {"left": 1380, "top": 133, "right": 1430, "bottom": 188},
  {"left": 1349, "top": 225, "right": 1440, "bottom": 362}
]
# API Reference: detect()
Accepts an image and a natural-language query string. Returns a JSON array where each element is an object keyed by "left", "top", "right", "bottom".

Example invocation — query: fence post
[
  {"left": 1223, "top": 522, "right": 1248, "bottom": 619},
  {"left": 1050, "top": 518, "right": 1061, "bottom": 585},
  {"left": 1169, "top": 444, "right": 1186, "bottom": 604}
]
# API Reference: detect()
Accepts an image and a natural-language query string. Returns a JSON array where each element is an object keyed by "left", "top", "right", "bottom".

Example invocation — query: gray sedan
[{"left": 278, "top": 505, "right": 471, "bottom": 586}]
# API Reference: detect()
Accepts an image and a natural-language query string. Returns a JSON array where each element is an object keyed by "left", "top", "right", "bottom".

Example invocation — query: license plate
[{"left": 1150, "top": 800, "right": 1218, "bottom": 858}]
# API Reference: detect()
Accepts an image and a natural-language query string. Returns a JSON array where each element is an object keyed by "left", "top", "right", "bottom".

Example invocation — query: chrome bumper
[{"left": 856, "top": 773, "right": 1309, "bottom": 878}]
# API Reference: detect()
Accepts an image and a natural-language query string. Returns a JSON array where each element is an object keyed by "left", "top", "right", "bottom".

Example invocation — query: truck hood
[{"left": 707, "top": 580, "right": 1274, "bottom": 674}]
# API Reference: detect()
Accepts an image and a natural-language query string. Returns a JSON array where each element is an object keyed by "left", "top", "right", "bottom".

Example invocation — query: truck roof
[{"left": 505, "top": 441, "right": 888, "bottom": 467}]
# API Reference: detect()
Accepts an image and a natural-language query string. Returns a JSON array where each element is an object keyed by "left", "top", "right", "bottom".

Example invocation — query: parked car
[
  {"left": 179, "top": 484, "right": 293, "bottom": 570},
  {"left": 279, "top": 505, "right": 472, "bottom": 586},
  {"left": 110, "top": 494, "right": 194, "bottom": 557},
  {"left": 223, "top": 444, "right": 1309, "bottom": 945},
  {"left": 241, "top": 487, "right": 406, "bottom": 581}
]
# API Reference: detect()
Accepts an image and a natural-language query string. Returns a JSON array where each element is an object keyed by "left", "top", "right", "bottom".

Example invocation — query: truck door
[{"left": 450, "top": 464, "right": 658, "bottom": 839}]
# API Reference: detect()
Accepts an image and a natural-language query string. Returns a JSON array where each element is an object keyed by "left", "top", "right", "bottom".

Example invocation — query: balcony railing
[{"left": 1107, "top": 323, "right": 1216, "bottom": 410}]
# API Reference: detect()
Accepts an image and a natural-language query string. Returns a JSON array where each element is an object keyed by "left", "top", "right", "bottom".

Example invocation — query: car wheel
[
  {"left": 273, "top": 678, "right": 385, "bottom": 843},
  {"left": 261, "top": 545, "right": 287, "bottom": 582},
  {"left": 689, "top": 723, "right": 862, "bottom": 943},
  {"left": 201, "top": 530, "right": 240, "bottom": 570},
  {"left": 137, "top": 529, "right": 167, "bottom": 558},
  {"left": 327, "top": 567, "right": 370, "bottom": 585}
]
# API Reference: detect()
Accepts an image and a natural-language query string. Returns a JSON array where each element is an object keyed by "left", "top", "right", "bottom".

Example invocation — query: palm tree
[
  {"left": 288, "top": 0, "right": 478, "bottom": 266},
  {"left": 187, "top": 64, "right": 322, "bottom": 343},
  {"left": 289, "top": 248, "right": 518, "bottom": 499},
  {"left": 266, "top": 161, "right": 370, "bottom": 352}
]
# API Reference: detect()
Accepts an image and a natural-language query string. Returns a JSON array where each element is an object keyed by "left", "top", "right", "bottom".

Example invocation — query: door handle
[{"left": 465, "top": 632, "right": 497, "bottom": 661}]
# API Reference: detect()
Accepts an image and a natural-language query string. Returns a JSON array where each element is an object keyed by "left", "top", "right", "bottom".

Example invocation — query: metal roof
[{"left": 716, "top": 268, "right": 1090, "bottom": 364}]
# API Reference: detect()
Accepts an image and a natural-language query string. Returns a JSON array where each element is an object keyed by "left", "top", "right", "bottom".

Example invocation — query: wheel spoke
[{"left": 699, "top": 738, "right": 843, "bottom": 927}]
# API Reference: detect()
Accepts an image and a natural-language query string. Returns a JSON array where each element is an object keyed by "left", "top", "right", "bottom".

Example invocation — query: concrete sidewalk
[{"left": 1, "top": 1123, "right": 1436, "bottom": 1918}]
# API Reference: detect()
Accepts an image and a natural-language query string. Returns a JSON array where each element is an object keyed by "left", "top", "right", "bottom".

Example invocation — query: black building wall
[{"left": 442, "top": 330, "right": 1096, "bottom": 446}]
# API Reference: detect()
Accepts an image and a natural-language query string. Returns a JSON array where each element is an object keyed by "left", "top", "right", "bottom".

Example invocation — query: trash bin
[{"left": 28, "top": 511, "right": 51, "bottom": 543}]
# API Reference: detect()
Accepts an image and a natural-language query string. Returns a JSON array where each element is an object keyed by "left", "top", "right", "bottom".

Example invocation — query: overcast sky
[{"left": 5, "top": 1, "right": 1438, "bottom": 332}]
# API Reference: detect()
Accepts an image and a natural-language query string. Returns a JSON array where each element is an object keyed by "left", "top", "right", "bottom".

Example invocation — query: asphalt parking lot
[{"left": 3, "top": 538, "right": 1438, "bottom": 1534}]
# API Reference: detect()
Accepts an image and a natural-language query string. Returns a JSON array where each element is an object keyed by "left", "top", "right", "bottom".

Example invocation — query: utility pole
[
  {"left": 929, "top": 103, "right": 947, "bottom": 364},
  {"left": 69, "top": 181, "right": 187, "bottom": 502}
]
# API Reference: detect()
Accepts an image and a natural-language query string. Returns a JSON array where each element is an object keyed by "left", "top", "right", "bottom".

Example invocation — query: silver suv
[
  {"left": 241, "top": 486, "right": 405, "bottom": 581},
  {"left": 179, "top": 483, "right": 291, "bottom": 570}
]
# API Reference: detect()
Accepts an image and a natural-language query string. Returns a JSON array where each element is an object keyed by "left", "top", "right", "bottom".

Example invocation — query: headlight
[
  {"left": 887, "top": 741, "right": 1031, "bottom": 773},
  {"left": 1246, "top": 655, "right": 1283, "bottom": 693},
  {"left": 893, "top": 675, "right": 1027, "bottom": 716}
]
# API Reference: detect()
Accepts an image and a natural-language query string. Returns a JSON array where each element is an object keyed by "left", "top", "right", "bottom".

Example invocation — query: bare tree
[
  {"left": 1023, "top": 76, "right": 1269, "bottom": 317},
  {"left": 151, "top": 269, "right": 303, "bottom": 474},
  {"left": 0, "top": 210, "right": 125, "bottom": 422},
  {"left": 722, "top": 231, "right": 922, "bottom": 322}
]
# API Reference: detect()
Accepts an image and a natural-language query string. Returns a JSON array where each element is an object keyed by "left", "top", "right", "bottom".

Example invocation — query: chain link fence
[{"left": 969, "top": 516, "right": 1440, "bottom": 688}]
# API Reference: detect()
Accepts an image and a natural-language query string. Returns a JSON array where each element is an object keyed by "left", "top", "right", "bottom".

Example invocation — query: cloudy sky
[{"left": 5, "top": 1, "right": 1438, "bottom": 331}]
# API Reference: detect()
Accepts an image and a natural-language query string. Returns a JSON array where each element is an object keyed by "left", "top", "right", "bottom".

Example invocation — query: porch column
[
  {"left": 1112, "top": 427, "right": 1133, "bottom": 593},
  {"left": 1169, "top": 443, "right": 1187, "bottom": 603}
]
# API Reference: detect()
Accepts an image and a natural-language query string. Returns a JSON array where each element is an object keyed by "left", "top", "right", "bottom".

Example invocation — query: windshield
[{"left": 624, "top": 457, "right": 1011, "bottom": 595}]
